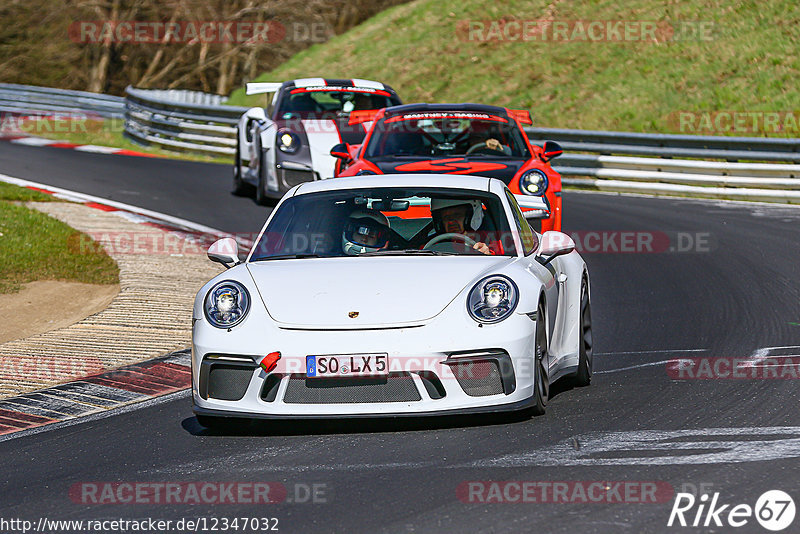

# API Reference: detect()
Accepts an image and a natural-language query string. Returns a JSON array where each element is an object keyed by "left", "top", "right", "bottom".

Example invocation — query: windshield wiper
[
  {"left": 252, "top": 253, "right": 322, "bottom": 261},
  {"left": 359, "top": 249, "right": 456, "bottom": 256}
]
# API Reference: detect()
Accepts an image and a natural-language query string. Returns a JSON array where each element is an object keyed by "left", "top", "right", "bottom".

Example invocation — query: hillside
[{"left": 228, "top": 0, "right": 800, "bottom": 135}]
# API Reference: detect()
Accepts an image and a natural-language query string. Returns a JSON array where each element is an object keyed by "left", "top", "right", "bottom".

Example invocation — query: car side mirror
[
  {"left": 330, "top": 142, "right": 351, "bottom": 160},
  {"left": 245, "top": 107, "right": 267, "bottom": 122},
  {"left": 536, "top": 231, "right": 575, "bottom": 266},
  {"left": 208, "top": 238, "right": 240, "bottom": 268},
  {"left": 541, "top": 141, "right": 563, "bottom": 162}
]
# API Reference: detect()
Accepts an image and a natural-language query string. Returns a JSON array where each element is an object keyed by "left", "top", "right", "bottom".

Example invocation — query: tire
[
  {"left": 572, "top": 277, "right": 593, "bottom": 387},
  {"left": 231, "top": 137, "right": 249, "bottom": 196},
  {"left": 531, "top": 300, "right": 549, "bottom": 416}
]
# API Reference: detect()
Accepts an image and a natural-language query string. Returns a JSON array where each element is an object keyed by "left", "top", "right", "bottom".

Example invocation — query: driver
[
  {"left": 466, "top": 130, "right": 504, "bottom": 154},
  {"left": 430, "top": 199, "right": 495, "bottom": 255},
  {"left": 342, "top": 209, "right": 391, "bottom": 255}
]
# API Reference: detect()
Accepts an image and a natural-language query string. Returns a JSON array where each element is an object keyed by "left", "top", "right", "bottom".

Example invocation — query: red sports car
[{"left": 331, "top": 103, "right": 563, "bottom": 232}]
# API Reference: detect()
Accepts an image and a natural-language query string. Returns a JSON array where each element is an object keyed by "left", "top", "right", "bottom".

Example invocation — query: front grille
[
  {"left": 279, "top": 168, "right": 315, "bottom": 188},
  {"left": 283, "top": 372, "right": 421, "bottom": 404},
  {"left": 450, "top": 360, "right": 505, "bottom": 397},
  {"left": 207, "top": 363, "right": 256, "bottom": 401}
]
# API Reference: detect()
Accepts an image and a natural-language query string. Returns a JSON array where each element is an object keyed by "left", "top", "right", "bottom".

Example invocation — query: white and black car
[
  {"left": 233, "top": 78, "right": 402, "bottom": 204},
  {"left": 193, "top": 174, "right": 592, "bottom": 426}
]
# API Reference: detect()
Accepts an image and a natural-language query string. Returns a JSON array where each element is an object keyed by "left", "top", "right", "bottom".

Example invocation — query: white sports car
[
  {"left": 233, "top": 78, "right": 402, "bottom": 204},
  {"left": 192, "top": 174, "right": 592, "bottom": 427}
]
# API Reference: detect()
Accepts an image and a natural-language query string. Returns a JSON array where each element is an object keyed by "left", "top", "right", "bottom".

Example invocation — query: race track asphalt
[{"left": 1, "top": 142, "right": 799, "bottom": 533}]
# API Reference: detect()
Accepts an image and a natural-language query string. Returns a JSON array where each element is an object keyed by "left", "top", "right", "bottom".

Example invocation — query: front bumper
[{"left": 192, "top": 312, "right": 538, "bottom": 418}]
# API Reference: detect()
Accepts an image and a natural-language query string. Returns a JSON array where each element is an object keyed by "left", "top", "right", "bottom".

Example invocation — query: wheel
[
  {"left": 531, "top": 300, "right": 549, "bottom": 415},
  {"left": 572, "top": 277, "right": 593, "bottom": 387},
  {"left": 231, "top": 137, "right": 249, "bottom": 196}
]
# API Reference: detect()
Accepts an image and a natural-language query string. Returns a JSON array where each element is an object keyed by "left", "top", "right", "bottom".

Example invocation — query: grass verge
[
  {"left": 0, "top": 183, "right": 119, "bottom": 294},
  {"left": 229, "top": 0, "right": 800, "bottom": 137}
]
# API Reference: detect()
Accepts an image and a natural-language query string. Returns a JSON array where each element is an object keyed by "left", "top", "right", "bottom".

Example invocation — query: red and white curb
[
  {"left": 0, "top": 132, "right": 160, "bottom": 158},
  {"left": 0, "top": 173, "right": 252, "bottom": 247},
  {"left": 0, "top": 351, "right": 191, "bottom": 439},
  {"left": 0, "top": 174, "right": 252, "bottom": 438}
]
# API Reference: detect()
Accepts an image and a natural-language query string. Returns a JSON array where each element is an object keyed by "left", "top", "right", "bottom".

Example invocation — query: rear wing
[
  {"left": 508, "top": 109, "right": 533, "bottom": 125},
  {"left": 246, "top": 82, "right": 282, "bottom": 95},
  {"left": 348, "top": 109, "right": 381, "bottom": 125}
]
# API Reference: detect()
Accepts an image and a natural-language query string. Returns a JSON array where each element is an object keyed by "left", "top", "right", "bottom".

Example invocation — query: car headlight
[
  {"left": 467, "top": 275, "right": 519, "bottom": 324},
  {"left": 204, "top": 281, "right": 250, "bottom": 329},
  {"left": 520, "top": 169, "right": 549, "bottom": 196},
  {"left": 277, "top": 129, "right": 300, "bottom": 153}
]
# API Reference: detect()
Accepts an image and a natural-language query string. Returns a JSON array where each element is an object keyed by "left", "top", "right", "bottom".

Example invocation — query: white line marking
[
  {"left": 596, "top": 349, "right": 708, "bottom": 356},
  {"left": 470, "top": 427, "right": 800, "bottom": 467},
  {"left": 73, "top": 144, "right": 121, "bottom": 154},
  {"left": 0, "top": 173, "right": 235, "bottom": 240},
  {"left": 596, "top": 359, "right": 694, "bottom": 374},
  {"left": 10, "top": 137, "right": 58, "bottom": 146},
  {"left": 0, "top": 389, "right": 190, "bottom": 443}
]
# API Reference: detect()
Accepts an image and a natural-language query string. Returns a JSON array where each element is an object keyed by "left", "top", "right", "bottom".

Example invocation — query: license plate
[{"left": 306, "top": 354, "right": 388, "bottom": 378}]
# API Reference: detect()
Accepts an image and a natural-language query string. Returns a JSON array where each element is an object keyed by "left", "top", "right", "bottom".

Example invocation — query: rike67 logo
[{"left": 668, "top": 490, "right": 795, "bottom": 531}]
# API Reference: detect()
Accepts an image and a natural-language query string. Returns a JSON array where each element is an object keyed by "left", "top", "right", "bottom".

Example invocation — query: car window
[
  {"left": 365, "top": 113, "right": 531, "bottom": 159},
  {"left": 276, "top": 88, "right": 400, "bottom": 119},
  {"left": 250, "top": 187, "right": 518, "bottom": 259},
  {"left": 505, "top": 189, "right": 538, "bottom": 255}
]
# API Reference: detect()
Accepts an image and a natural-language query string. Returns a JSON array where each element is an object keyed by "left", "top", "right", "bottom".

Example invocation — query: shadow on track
[{"left": 181, "top": 380, "right": 582, "bottom": 437}]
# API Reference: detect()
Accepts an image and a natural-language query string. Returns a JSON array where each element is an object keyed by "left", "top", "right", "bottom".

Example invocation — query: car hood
[
  {"left": 371, "top": 157, "right": 526, "bottom": 183},
  {"left": 246, "top": 255, "right": 513, "bottom": 328}
]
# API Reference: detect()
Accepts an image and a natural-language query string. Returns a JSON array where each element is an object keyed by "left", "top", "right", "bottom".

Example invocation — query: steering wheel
[
  {"left": 466, "top": 142, "right": 507, "bottom": 155},
  {"left": 423, "top": 233, "right": 477, "bottom": 249}
]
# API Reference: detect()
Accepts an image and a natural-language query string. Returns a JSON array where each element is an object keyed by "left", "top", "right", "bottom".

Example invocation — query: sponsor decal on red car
[{"left": 394, "top": 158, "right": 509, "bottom": 174}]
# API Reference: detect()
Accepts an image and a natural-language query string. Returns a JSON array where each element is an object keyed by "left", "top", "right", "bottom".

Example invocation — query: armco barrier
[
  {"left": 4, "top": 83, "right": 800, "bottom": 203},
  {"left": 123, "top": 86, "right": 247, "bottom": 156},
  {"left": 0, "top": 83, "right": 124, "bottom": 118}
]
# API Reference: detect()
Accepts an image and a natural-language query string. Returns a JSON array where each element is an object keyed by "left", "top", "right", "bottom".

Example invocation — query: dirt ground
[{"left": 0, "top": 281, "right": 119, "bottom": 344}]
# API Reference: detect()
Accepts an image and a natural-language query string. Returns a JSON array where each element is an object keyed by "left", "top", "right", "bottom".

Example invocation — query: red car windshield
[
  {"left": 365, "top": 113, "right": 531, "bottom": 159},
  {"left": 276, "top": 88, "right": 399, "bottom": 119}
]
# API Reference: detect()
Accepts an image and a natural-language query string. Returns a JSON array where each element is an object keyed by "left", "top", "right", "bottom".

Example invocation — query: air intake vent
[
  {"left": 449, "top": 360, "right": 505, "bottom": 397},
  {"left": 204, "top": 361, "right": 256, "bottom": 401},
  {"left": 283, "top": 372, "right": 421, "bottom": 404}
]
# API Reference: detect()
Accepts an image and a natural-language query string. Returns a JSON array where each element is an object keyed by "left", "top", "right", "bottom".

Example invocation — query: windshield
[
  {"left": 365, "top": 112, "right": 531, "bottom": 159},
  {"left": 250, "top": 187, "right": 518, "bottom": 260},
  {"left": 276, "top": 87, "right": 399, "bottom": 119}
]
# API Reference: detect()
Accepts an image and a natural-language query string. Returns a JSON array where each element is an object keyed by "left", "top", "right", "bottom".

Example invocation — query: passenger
[{"left": 342, "top": 209, "right": 391, "bottom": 255}]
